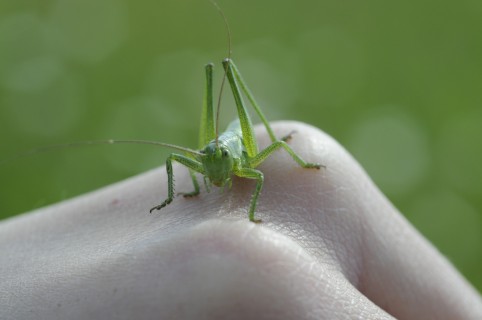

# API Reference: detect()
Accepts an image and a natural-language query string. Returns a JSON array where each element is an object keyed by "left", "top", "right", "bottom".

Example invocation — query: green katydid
[
  {"left": 146, "top": 58, "right": 323, "bottom": 223},
  {"left": 141, "top": 0, "right": 323, "bottom": 223}
]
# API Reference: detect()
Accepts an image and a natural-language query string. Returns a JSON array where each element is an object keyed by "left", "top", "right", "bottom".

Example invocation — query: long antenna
[
  {"left": 209, "top": 0, "right": 232, "bottom": 146},
  {"left": 0, "top": 139, "right": 203, "bottom": 166}
]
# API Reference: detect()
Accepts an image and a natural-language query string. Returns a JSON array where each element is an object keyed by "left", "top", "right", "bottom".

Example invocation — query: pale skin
[{"left": 0, "top": 121, "right": 481, "bottom": 320}]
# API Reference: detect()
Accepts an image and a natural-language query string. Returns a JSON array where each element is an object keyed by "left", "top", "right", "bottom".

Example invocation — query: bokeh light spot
[
  {"left": 49, "top": 0, "right": 127, "bottom": 63},
  {"left": 2, "top": 73, "right": 84, "bottom": 137},
  {"left": 348, "top": 109, "right": 430, "bottom": 195},
  {"left": 3, "top": 56, "right": 64, "bottom": 93},
  {"left": 0, "top": 13, "right": 63, "bottom": 92},
  {"left": 407, "top": 190, "right": 481, "bottom": 269}
]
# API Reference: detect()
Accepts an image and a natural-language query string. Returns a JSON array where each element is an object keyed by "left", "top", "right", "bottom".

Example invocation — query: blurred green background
[{"left": 0, "top": 0, "right": 481, "bottom": 291}]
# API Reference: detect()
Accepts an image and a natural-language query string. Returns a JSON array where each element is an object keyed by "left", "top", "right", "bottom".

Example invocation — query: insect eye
[{"left": 223, "top": 150, "right": 229, "bottom": 157}]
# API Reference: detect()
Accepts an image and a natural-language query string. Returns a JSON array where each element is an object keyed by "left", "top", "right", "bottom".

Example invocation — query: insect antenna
[
  {"left": 209, "top": 0, "right": 232, "bottom": 146},
  {"left": 0, "top": 139, "right": 203, "bottom": 166}
]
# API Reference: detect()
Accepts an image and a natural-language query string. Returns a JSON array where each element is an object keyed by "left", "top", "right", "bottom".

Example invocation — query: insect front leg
[
  {"left": 178, "top": 169, "right": 200, "bottom": 198},
  {"left": 234, "top": 167, "right": 264, "bottom": 223},
  {"left": 150, "top": 153, "right": 204, "bottom": 213},
  {"left": 250, "top": 141, "right": 324, "bottom": 170}
]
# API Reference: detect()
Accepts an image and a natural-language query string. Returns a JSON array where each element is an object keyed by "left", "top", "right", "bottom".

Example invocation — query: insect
[
  {"left": 2, "top": 2, "right": 323, "bottom": 223},
  {"left": 146, "top": 58, "right": 322, "bottom": 223},
  {"left": 144, "top": 2, "right": 323, "bottom": 222},
  {"left": 138, "top": 0, "right": 322, "bottom": 223}
]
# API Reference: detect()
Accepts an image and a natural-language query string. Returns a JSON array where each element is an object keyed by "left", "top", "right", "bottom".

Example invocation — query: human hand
[{"left": 1, "top": 121, "right": 481, "bottom": 319}]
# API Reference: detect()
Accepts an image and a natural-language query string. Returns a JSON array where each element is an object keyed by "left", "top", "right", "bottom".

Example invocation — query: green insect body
[{"left": 149, "top": 58, "right": 322, "bottom": 223}]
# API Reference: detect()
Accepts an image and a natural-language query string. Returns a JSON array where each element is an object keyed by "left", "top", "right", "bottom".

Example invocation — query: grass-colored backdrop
[{"left": 1, "top": 0, "right": 481, "bottom": 292}]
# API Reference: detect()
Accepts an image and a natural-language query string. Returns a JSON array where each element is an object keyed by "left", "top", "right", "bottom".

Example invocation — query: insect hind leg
[{"left": 249, "top": 141, "right": 323, "bottom": 170}]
